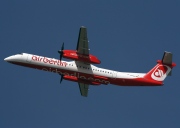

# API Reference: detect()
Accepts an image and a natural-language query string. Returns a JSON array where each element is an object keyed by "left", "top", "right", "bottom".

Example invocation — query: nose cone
[
  {"left": 4, "top": 54, "right": 23, "bottom": 63},
  {"left": 4, "top": 55, "right": 20, "bottom": 62},
  {"left": 4, "top": 56, "right": 12, "bottom": 62}
]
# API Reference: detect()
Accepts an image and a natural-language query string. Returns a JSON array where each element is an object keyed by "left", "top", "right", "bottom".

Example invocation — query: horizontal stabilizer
[{"left": 162, "top": 51, "right": 172, "bottom": 65}]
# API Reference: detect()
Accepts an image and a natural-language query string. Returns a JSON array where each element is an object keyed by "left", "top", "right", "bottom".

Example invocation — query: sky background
[{"left": 1, "top": 0, "right": 180, "bottom": 128}]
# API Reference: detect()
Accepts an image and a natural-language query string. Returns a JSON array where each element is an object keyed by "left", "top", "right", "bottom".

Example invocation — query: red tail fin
[
  {"left": 144, "top": 51, "right": 176, "bottom": 82},
  {"left": 144, "top": 62, "right": 173, "bottom": 82}
]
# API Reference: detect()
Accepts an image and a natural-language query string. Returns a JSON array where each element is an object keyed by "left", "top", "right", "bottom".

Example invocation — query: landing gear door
[{"left": 26, "top": 54, "right": 32, "bottom": 63}]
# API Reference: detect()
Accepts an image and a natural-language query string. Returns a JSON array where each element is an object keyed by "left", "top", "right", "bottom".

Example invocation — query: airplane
[{"left": 4, "top": 26, "right": 176, "bottom": 97}]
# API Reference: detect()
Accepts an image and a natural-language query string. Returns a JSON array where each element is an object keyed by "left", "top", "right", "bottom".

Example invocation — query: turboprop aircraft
[{"left": 4, "top": 26, "right": 176, "bottom": 97}]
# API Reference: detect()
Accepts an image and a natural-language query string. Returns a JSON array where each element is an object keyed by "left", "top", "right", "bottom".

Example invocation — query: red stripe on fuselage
[
  {"left": 9, "top": 61, "right": 163, "bottom": 86},
  {"left": 9, "top": 61, "right": 110, "bottom": 85}
]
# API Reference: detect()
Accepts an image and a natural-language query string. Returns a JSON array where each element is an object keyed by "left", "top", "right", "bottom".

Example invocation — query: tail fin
[{"left": 144, "top": 51, "right": 176, "bottom": 82}]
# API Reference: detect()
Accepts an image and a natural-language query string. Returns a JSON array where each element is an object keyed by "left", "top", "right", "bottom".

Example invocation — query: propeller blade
[
  {"left": 58, "top": 42, "right": 64, "bottom": 61},
  {"left": 59, "top": 52, "right": 63, "bottom": 61},
  {"left": 61, "top": 42, "right": 64, "bottom": 51},
  {"left": 60, "top": 74, "right": 63, "bottom": 84}
]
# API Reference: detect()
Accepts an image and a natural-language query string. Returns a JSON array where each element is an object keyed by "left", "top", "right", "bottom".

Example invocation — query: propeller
[
  {"left": 58, "top": 42, "right": 64, "bottom": 61},
  {"left": 58, "top": 43, "right": 64, "bottom": 84}
]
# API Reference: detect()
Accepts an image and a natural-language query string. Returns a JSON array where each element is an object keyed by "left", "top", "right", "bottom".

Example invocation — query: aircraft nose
[
  {"left": 4, "top": 57, "right": 11, "bottom": 62},
  {"left": 4, "top": 56, "right": 14, "bottom": 62}
]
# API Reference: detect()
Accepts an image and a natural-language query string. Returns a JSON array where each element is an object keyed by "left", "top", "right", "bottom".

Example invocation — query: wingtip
[{"left": 80, "top": 26, "right": 86, "bottom": 28}]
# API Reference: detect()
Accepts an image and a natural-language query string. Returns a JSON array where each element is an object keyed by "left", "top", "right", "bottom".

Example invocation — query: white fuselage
[{"left": 5, "top": 53, "right": 155, "bottom": 86}]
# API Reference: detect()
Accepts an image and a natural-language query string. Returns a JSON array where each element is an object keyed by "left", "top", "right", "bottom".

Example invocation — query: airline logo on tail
[{"left": 151, "top": 65, "right": 171, "bottom": 81}]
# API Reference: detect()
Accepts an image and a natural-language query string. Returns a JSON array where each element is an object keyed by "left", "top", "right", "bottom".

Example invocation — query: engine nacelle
[{"left": 62, "top": 50, "right": 101, "bottom": 64}]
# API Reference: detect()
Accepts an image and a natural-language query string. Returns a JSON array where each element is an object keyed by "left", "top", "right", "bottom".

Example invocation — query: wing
[
  {"left": 76, "top": 26, "right": 89, "bottom": 55},
  {"left": 76, "top": 27, "right": 90, "bottom": 97},
  {"left": 78, "top": 82, "right": 89, "bottom": 97}
]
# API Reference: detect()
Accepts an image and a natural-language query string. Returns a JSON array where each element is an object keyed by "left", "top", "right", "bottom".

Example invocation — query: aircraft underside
[{"left": 4, "top": 26, "right": 176, "bottom": 97}]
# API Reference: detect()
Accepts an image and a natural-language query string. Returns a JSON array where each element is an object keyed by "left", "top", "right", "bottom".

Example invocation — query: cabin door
[
  {"left": 26, "top": 55, "right": 32, "bottom": 63},
  {"left": 112, "top": 71, "right": 117, "bottom": 79}
]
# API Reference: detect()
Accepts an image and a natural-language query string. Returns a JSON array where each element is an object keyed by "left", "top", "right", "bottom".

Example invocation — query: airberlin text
[
  {"left": 42, "top": 68, "right": 110, "bottom": 85},
  {"left": 32, "top": 55, "right": 67, "bottom": 67}
]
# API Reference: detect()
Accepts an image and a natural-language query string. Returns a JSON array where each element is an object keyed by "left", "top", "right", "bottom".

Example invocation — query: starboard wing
[{"left": 76, "top": 26, "right": 89, "bottom": 55}]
